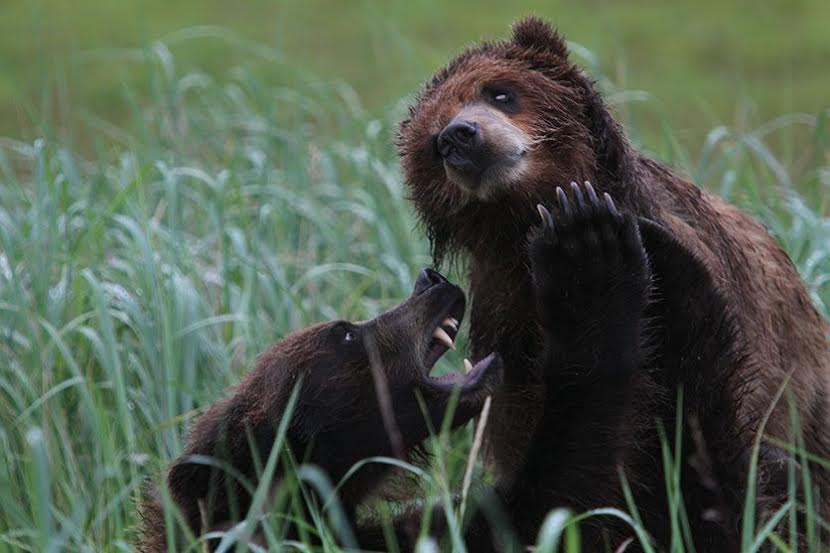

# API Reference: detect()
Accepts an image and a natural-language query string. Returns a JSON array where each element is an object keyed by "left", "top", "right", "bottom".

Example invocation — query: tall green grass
[{"left": 0, "top": 36, "right": 828, "bottom": 552}]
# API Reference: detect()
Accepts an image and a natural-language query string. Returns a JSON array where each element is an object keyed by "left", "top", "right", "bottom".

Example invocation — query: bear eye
[
  {"left": 483, "top": 86, "right": 517, "bottom": 111},
  {"left": 333, "top": 322, "right": 361, "bottom": 346}
]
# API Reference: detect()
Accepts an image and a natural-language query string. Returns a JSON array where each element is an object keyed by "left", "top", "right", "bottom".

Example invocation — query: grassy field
[
  {"left": 1, "top": 3, "right": 830, "bottom": 552},
  {"left": 4, "top": 0, "right": 830, "bottom": 147}
]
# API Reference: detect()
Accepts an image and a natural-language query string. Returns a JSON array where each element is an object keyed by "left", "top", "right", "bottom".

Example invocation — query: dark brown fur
[
  {"left": 135, "top": 270, "right": 501, "bottom": 552},
  {"left": 397, "top": 17, "right": 830, "bottom": 551}
]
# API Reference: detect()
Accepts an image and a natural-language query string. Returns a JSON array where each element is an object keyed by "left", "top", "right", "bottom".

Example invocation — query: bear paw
[{"left": 529, "top": 181, "right": 649, "bottom": 347}]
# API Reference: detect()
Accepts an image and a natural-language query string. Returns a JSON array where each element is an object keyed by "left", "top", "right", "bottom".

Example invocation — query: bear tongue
[{"left": 426, "top": 352, "right": 498, "bottom": 391}]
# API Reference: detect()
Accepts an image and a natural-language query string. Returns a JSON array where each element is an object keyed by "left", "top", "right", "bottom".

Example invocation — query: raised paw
[{"left": 529, "top": 181, "right": 650, "bottom": 344}]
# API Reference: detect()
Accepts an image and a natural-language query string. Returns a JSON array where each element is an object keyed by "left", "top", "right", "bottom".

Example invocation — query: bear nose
[
  {"left": 437, "top": 120, "right": 481, "bottom": 158},
  {"left": 413, "top": 268, "right": 448, "bottom": 295}
]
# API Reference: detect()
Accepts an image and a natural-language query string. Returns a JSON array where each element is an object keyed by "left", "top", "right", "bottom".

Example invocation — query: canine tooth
[
  {"left": 433, "top": 327, "right": 455, "bottom": 349},
  {"left": 443, "top": 317, "right": 459, "bottom": 331},
  {"left": 464, "top": 358, "right": 473, "bottom": 373}
]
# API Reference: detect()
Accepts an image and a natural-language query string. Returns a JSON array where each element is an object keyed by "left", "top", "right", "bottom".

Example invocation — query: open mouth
[{"left": 421, "top": 291, "right": 500, "bottom": 393}]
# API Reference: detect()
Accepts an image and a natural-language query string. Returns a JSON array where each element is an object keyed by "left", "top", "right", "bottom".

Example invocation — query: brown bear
[
  {"left": 396, "top": 16, "right": 830, "bottom": 551},
  {"left": 135, "top": 268, "right": 502, "bottom": 552}
]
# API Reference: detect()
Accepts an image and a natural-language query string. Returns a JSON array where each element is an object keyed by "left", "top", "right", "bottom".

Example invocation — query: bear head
[
  {"left": 159, "top": 268, "right": 502, "bottom": 540},
  {"left": 398, "top": 17, "right": 632, "bottom": 263}
]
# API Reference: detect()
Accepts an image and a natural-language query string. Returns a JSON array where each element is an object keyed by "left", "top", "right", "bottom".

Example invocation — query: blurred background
[{"left": 3, "top": 0, "right": 830, "bottom": 147}]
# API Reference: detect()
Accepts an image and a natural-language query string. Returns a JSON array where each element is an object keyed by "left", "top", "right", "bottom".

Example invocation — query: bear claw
[
  {"left": 584, "top": 181, "right": 600, "bottom": 206},
  {"left": 538, "top": 181, "right": 616, "bottom": 232},
  {"left": 569, "top": 181, "right": 586, "bottom": 212},
  {"left": 604, "top": 192, "right": 620, "bottom": 216},
  {"left": 537, "top": 203, "right": 554, "bottom": 228},
  {"left": 555, "top": 186, "right": 571, "bottom": 219}
]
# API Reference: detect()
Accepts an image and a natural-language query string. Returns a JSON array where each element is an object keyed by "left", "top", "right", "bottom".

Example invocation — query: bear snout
[
  {"left": 435, "top": 104, "right": 529, "bottom": 198},
  {"left": 437, "top": 120, "right": 481, "bottom": 159}
]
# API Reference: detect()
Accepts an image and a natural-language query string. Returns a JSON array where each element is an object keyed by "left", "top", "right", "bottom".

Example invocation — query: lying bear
[
  {"left": 397, "top": 16, "right": 830, "bottom": 551},
  {"left": 135, "top": 269, "right": 502, "bottom": 552}
]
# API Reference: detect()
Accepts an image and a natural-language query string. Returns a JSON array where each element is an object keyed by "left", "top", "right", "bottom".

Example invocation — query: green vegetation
[
  {"left": 4, "top": 0, "right": 830, "bottom": 147},
  {"left": 1, "top": 4, "right": 829, "bottom": 551}
]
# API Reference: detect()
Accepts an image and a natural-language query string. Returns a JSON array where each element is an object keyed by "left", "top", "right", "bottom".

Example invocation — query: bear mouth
[
  {"left": 423, "top": 296, "right": 464, "bottom": 370},
  {"left": 443, "top": 150, "right": 527, "bottom": 200},
  {"left": 421, "top": 292, "right": 500, "bottom": 392}
]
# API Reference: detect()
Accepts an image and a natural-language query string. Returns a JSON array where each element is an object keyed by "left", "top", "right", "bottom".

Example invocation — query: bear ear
[
  {"left": 511, "top": 17, "right": 569, "bottom": 58},
  {"left": 164, "top": 397, "right": 239, "bottom": 511},
  {"left": 167, "top": 456, "right": 212, "bottom": 507}
]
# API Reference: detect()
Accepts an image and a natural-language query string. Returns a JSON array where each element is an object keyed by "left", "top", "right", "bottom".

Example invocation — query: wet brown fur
[{"left": 398, "top": 17, "right": 830, "bottom": 550}]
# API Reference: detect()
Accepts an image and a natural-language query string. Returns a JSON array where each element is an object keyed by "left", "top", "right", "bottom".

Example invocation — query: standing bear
[{"left": 396, "top": 16, "right": 830, "bottom": 551}]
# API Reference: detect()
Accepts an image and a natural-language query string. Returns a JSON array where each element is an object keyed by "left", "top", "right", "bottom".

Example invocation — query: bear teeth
[
  {"left": 464, "top": 358, "right": 473, "bottom": 373},
  {"left": 442, "top": 317, "right": 459, "bottom": 331},
  {"left": 432, "top": 327, "right": 455, "bottom": 350}
]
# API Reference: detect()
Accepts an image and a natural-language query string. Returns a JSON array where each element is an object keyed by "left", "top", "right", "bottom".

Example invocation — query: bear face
[
  {"left": 398, "top": 17, "right": 619, "bottom": 263},
  {"left": 137, "top": 268, "right": 502, "bottom": 552}
]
